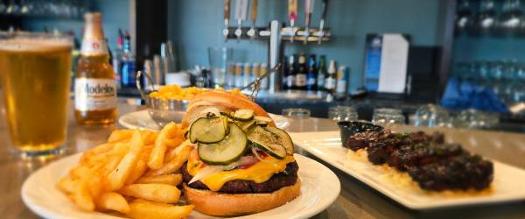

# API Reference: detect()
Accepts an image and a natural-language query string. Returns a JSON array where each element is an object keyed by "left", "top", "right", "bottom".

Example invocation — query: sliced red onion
[{"left": 252, "top": 147, "right": 264, "bottom": 161}]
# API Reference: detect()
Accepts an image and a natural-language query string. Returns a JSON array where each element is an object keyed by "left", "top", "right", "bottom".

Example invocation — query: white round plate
[
  {"left": 119, "top": 109, "right": 290, "bottom": 131},
  {"left": 22, "top": 153, "right": 340, "bottom": 219}
]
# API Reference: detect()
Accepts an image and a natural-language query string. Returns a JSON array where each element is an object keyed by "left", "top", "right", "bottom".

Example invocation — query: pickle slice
[
  {"left": 247, "top": 126, "right": 287, "bottom": 159},
  {"left": 198, "top": 123, "right": 247, "bottom": 165},
  {"left": 254, "top": 116, "right": 273, "bottom": 126},
  {"left": 264, "top": 127, "right": 294, "bottom": 155},
  {"left": 233, "top": 109, "right": 254, "bottom": 121},
  {"left": 189, "top": 116, "right": 228, "bottom": 143}
]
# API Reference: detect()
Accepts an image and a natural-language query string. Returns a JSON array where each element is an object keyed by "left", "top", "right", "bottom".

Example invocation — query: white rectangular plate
[{"left": 290, "top": 131, "right": 525, "bottom": 209}]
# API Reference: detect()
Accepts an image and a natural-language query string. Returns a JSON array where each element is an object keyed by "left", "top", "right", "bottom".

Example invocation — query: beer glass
[{"left": 0, "top": 32, "right": 72, "bottom": 156}]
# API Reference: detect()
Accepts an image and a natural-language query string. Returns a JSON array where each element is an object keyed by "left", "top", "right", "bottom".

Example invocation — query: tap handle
[
  {"left": 250, "top": 0, "right": 258, "bottom": 24},
  {"left": 305, "top": 0, "right": 314, "bottom": 26},
  {"left": 235, "top": 0, "right": 248, "bottom": 22},
  {"left": 321, "top": 0, "right": 328, "bottom": 21},
  {"left": 288, "top": 0, "right": 297, "bottom": 26},
  {"left": 224, "top": 0, "right": 231, "bottom": 23}
]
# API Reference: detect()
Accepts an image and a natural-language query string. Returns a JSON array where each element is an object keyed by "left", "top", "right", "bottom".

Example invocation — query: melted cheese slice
[{"left": 187, "top": 155, "right": 295, "bottom": 192}]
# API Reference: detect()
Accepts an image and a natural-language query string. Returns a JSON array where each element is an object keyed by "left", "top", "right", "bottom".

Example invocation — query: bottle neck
[{"left": 81, "top": 21, "right": 108, "bottom": 56}]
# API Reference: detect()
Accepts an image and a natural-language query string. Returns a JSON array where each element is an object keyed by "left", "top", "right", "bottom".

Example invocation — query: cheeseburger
[{"left": 181, "top": 90, "right": 300, "bottom": 216}]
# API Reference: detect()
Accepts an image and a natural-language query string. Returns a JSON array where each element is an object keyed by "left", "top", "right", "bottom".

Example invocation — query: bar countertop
[{"left": 1, "top": 98, "right": 525, "bottom": 219}]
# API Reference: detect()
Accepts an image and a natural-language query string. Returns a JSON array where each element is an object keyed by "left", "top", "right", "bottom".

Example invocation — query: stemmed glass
[
  {"left": 6, "top": 0, "right": 20, "bottom": 15},
  {"left": 456, "top": 0, "right": 474, "bottom": 34},
  {"left": 474, "top": 0, "right": 497, "bottom": 34},
  {"left": 499, "top": 0, "right": 523, "bottom": 34},
  {"left": 0, "top": 0, "right": 7, "bottom": 14}
]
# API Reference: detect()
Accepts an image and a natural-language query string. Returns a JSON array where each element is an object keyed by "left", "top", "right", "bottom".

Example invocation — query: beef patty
[{"left": 182, "top": 161, "right": 299, "bottom": 194}]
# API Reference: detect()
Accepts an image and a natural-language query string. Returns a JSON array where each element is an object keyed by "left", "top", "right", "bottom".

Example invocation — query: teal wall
[
  {"left": 22, "top": 0, "right": 129, "bottom": 49},
  {"left": 168, "top": 0, "right": 445, "bottom": 91},
  {"left": 453, "top": 36, "right": 525, "bottom": 62}
]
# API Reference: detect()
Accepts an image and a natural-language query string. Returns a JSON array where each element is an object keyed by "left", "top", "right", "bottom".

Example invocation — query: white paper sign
[{"left": 378, "top": 34, "right": 409, "bottom": 93}]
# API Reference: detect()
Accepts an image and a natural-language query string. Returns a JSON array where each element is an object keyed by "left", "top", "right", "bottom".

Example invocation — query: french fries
[
  {"left": 95, "top": 192, "right": 130, "bottom": 214},
  {"left": 57, "top": 126, "right": 193, "bottom": 218},
  {"left": 72, "top": 179, "right": 95, "bottom": 211},
  {"left": 128, "top": 199, "right": 193, "bottom": 219},
  {"left": 147, "top": 143, "right": 193, "bottom": 176},
  {"left": 119, "top": 184, "right": 181, "bottom": 203},
  {"left": 108, "top": 131, "right": 144, "bottom": 191},
  {"left": 136, "top": 174, "right": 183, "bottom": 186},
  {"left": 148, "top": 122, "right": 179, "bottom": 169}
]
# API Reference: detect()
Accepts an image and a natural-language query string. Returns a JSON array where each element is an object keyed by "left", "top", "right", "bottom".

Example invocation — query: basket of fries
[{"left": 136, "top": 71, "right": 207, "bottom": 127}]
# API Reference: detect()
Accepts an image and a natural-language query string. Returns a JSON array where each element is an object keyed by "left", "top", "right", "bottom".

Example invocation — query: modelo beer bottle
[{"left": 75, "top": 12, "right": 117, "bottom": 125}]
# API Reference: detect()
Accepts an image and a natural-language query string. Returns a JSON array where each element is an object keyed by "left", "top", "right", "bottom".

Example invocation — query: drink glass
[
  {"left": 0, "top": 31, "right": 72, "bottom": 157},
  {"left": 282, "top": 108, "right": 311, "bottom": 119},
  {"left": 328, "top": 106, "right": 358, "bottom": 122},
  {"left": 413, "top": 104, "right": 451, "bottom": 128},
  {"left": 208, "top": 47, "right": 232, "bottom": 88},
  {"left": 372, "top": 108, "right": 405, "bottom": 125},
  {"left": 282, "top": 108, "right": 311, "bottom": 133}
]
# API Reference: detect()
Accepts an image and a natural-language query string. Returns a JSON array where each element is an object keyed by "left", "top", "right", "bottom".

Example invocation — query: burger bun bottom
[{"left": 183, "top": 180, "right": 301, "bottom": 217}]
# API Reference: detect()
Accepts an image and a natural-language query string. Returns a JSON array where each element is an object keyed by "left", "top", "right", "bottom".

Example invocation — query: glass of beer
[{"left": 0, "top": 32, "right": 73, "bottom": 157}]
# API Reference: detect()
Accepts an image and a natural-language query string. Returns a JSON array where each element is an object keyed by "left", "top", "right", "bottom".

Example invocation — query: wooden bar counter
[{"left": 1, "top": 98, "right": 525, "bottom": 219}]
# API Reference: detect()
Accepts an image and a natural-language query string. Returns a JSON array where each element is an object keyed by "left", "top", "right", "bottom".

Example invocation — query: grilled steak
[
  {"left": 407, "top": 154, "right": 494, "bottom": 191},
  {"left": 344, "top": 128, "right": 493, "bottom": 191}
]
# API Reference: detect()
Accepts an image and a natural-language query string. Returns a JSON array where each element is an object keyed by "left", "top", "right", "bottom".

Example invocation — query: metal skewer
[{"left": 241, "top": 62, "right": 282, "bottom": 99}]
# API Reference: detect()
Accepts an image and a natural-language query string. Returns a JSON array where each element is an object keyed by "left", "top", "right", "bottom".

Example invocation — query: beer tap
[
  {"left": 247, "top": 0, "right": 258, "bottom": 39},
  {"left": 318, "top": 0, "right": 328, "bottom": 44},
  {"left": 303, "top": 0, "right": 314, "bottom": 44},
  {"left": 288, "top": 0, "right": 298, "bottom": 42},
  {"left": 234, "top": 0, "right": 248, "bottom": 41},
  {"left": 223, "top": 0, "right": 231, "bottom": 41}
]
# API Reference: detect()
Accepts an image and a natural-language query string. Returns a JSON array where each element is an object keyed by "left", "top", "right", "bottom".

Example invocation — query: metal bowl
[
  {"left": 337, "top": 121, "right": 383, "bottom": 149},
  {"left": 146, "top": 96, "right": 189, "bottom": 127},
  {"left": 136, "top": 71, "right": 191, "bottom": 127}
]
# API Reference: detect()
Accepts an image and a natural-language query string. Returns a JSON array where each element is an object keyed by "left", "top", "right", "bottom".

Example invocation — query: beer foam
[{"left": 0, "top": 38, "right": 72, "bottom": 53}]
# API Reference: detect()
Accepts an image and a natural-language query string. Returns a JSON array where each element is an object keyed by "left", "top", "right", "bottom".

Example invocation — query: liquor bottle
[
  {"left": 317, "top": 55, "right": 327, "bottom": 92},
  {"left": 295, "top": 54, "right": 307, "bottom": 90},
  {"left": 284, "top": 55, "right": 296, "bottom": 90},
  {"left": 120, "top": 31, "right": 136, "bottom": 88},
  {"left": 282, "top": 56, "right": 290, "bottom": 89},
  {"left": 325, "top": 60, "right": 336, "bottom": 94},
  {"left": 306, "top": 54, "right": 317, "bottom": 91},
  {"left": 234, "top": 63, "right": 243, "bottom": 88},
  {"left": 75, "top": 12, "right": 117, "bottom": 125},
  {"left": 112, "top": 29, "right": 123, "bottom": 89},
  {"left": 243, "top": 63, "right": 251, "bottom": 87},
  {"left": 335, "top": 66, "right": 349, "bottom": 100}
]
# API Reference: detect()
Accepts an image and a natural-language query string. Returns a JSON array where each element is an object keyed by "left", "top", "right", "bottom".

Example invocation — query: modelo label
[
  {"left": 75, "top": 78, "right": 117, "bottom": 111},
  {"left": 80, "top": 39, "right": 108, "bottom": 56}
]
